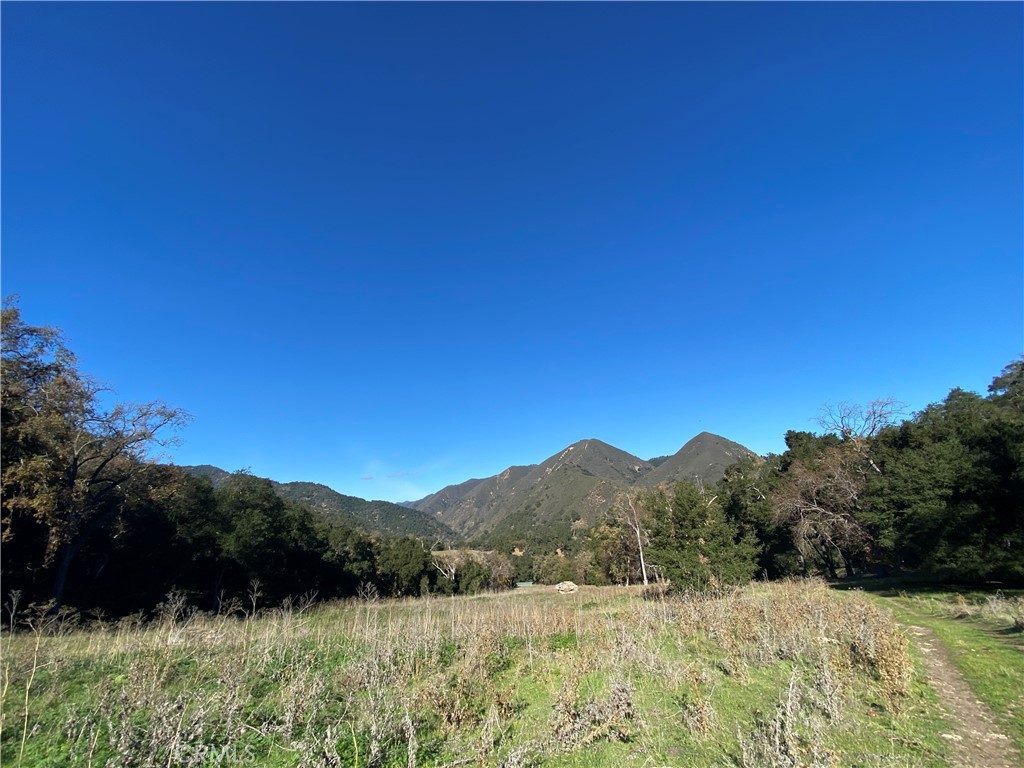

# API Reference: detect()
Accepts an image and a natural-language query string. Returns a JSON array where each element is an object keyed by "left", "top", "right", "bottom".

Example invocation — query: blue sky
[{"left": 3, "top": 3, "right": 1021, "bottom": 503}]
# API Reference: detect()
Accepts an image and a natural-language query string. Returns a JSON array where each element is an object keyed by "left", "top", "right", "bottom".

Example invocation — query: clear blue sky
[{"left": 3, "top": 3, "right": 1021, "bottom": 503}]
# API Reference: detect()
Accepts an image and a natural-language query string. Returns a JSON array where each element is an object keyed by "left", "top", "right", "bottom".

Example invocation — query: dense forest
[{"left": 2, "top": 302, "right": 1021, "bottom": 618}]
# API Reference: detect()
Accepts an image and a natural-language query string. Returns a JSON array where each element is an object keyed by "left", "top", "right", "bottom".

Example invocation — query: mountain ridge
[
  {"left": 181, "top": 432, "right": 756, "bottom": 553},
  {"left": 406, "top": 432, "right": 757, "bottom": 550},
  {"left": 179, "top": 465, "right": 458, "bottom": 542}
]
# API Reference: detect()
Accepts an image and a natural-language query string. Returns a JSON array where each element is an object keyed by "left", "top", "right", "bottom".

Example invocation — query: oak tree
[{"left": 1, "top": 302, "right": 188, "bottom": 607}]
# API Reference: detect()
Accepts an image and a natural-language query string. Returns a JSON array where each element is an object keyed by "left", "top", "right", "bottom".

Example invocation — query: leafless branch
[{"left": 817, "top": 397, "right": 906, "bottom": 441}]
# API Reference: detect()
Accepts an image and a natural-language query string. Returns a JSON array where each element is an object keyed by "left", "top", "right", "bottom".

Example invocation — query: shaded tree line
[{"left": 1, "top": 304, "right": 510, "bottom": 616}]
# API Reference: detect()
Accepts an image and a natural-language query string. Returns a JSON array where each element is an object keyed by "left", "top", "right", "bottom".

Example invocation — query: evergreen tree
[
  {"left": 867, "top": 379, "right": 1024, "bottom": 583},
  {"left": 717, "top": 455, "right": 798, "bottom": 578},
  {"left": 646, "top": 482, "right": 757, "bottom": 591}
]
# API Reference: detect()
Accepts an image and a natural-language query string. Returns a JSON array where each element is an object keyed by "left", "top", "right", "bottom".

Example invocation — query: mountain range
[
  {"left": 181, "top": 432, "right": 755, "bottom": 552},
  {"left": 404, "top": 432, "right": 756, "bottom": 549}
]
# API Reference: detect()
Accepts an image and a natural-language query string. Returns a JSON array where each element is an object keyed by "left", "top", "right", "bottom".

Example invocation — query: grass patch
[{"left": 1, "top": 582, "right": 959, "bottom": 767}]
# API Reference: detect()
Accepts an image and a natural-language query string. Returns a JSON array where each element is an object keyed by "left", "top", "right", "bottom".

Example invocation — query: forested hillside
[
  {"left": 407, "top": 434, "right": 756, "bottom": 553},
  {"left": 3, "top": 301, "right": 1021, "bottom": 619},
  {"left": 636, "top": 432, "right": 755, "bottom": 488},
  {"left": 181, "top": 467, "right": 458, "bottom": 542}
]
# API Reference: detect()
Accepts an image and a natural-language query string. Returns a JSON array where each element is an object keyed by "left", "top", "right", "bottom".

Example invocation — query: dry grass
[
  {"left": 912, "top": 591, "right": 1024, "bottom": 632},
  {"left": 1, "top": 581, "right": 938, "bottom": 767}
]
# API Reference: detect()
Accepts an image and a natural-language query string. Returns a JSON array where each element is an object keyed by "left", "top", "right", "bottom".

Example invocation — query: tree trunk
[
  {"left": 838, "top": 548, "right": 857, "bottom": 579},
  {"left": 211, "top": 564, "right": 227, "bottom": 613},
  {"left": 627, "top": 497, "right": 649, "bottom": 586},
  {"left": 812, "top": 541, "right": 839, "bottom": 580},
  {"left": 635, "top": 525, "right": 649, "bottom": 586},
  {"left": 823, "top": 552, "right": 839, "bottom": 580},
  {"left": 50, "top": 537, "right": 85, "bottom": 611}
]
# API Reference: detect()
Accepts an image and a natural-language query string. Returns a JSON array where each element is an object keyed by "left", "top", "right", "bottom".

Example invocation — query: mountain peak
[
  {"left": 637, "top": 432, "right": 756, "bottom": 489},
  {"left": 406, "top": 432, "right": 756, "bottom": 550},
  {"left": 537, "top": 438, "right": 651, "bottom": 483},
  {"left": 687, "top": 430, "right": 731, "bottom": 443}
]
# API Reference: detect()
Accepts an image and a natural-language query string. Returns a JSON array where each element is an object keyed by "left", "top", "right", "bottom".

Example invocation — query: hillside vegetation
[
  {"left": 406, "top": 434, "right": 756, "bottom": 549},
  {"left": 182, "top": 467, "right": 458, "bottom": 543}
]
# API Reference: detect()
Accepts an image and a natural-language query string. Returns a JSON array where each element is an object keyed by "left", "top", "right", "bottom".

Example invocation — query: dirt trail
[{"left": 903, "top": 621, "right": 1021, "bottom": 768}]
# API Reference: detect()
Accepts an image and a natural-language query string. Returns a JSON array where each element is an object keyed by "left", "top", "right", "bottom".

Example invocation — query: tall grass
[{"left": 1, "top": 582, "right": 945, "bottom": 767}]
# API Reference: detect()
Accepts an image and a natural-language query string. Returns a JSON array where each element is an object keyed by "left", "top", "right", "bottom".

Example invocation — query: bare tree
[
  {"left": 817, "top": 398, "right": 905, "bottom": 473},
  {"left": 431, "top": 552, "right": 458, "bottom": 582},
  {"left": 772, "top": 442, "right": 870, "bottom": 579},
  {"left": 771, "top": 398, "right": 902, "bottom": 580},
  {"left": 625, "top": 495, "right": 650, "bottom": 586}
]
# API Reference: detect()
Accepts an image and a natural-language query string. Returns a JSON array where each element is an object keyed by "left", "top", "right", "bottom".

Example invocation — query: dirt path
[{"left": 904, "top": 622, "right": 1021, "bottom": 768}]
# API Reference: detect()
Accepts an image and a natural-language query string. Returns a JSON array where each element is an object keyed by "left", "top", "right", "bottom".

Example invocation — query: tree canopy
[
  {"left": 2, "top": 302, "right": 188, "bottom": 607},
  {"left": 646, "top": 482, "right": 758, "bottom": 591}
]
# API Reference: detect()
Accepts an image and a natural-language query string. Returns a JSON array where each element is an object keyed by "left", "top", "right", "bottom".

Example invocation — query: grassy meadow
[{"left": 0, "top": 581, "right": 975, "bottom": 767}]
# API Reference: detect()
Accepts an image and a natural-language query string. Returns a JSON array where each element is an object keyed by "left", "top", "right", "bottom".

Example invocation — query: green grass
[{"left": 1, "top": 583, "right": 961, "bottom": 767}]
